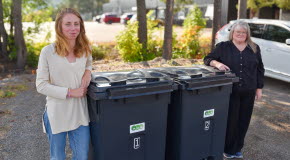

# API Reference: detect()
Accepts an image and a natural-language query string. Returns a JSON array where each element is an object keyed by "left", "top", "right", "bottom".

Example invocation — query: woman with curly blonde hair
[{"left": 36, "top": 8, "right": 92, "bottom": 159}]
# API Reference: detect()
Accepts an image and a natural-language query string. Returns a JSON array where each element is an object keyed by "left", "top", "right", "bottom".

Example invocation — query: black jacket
[{"left": 204, "top": 41, "right": 265, "bottom": 90}]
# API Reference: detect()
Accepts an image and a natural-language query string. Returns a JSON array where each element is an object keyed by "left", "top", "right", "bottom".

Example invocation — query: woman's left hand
[
  {"left": 81, "top": 70, "right": 91, "bottom": 88},
  {"left": 255, "top": 88, "right": 262, "bottom": 101}
]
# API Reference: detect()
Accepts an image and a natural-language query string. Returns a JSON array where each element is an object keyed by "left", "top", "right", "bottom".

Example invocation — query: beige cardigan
[{"left": 36, "top": 43, "right": 92, "bottom": 134}]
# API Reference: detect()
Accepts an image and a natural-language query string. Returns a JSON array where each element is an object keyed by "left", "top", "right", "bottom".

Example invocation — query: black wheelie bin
[
  {"left": 87, "top": 70, "right": 174, "bottom": 160},
  {"left": 151, "top": 66, "right": 238, "bottom": 160}
]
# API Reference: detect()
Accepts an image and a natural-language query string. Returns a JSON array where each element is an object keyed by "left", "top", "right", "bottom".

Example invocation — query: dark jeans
[{"left": 224, "top": 89, "right": 256, "bottom": 154}]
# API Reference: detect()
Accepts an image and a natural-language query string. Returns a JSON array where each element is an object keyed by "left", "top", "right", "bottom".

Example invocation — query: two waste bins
[{"left": 87, "top": 66, "right": 238, "bottom": 160}]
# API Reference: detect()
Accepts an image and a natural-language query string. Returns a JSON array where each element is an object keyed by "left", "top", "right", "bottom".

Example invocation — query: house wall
[{"left": 280, "top": 9, "right": 290, "bottom": 20}]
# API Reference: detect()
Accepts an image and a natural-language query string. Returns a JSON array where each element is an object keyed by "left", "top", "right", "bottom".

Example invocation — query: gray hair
[{"left": 229, "top": 20, "right": 257, "bottom": 53}]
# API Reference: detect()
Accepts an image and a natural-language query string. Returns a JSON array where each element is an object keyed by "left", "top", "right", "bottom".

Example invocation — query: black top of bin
[
  {"left": 150, "top": 65, "right": 238, "bottom": 90},
  {"left": 88, "top": 70, "right": 174, "bottom": 100}
]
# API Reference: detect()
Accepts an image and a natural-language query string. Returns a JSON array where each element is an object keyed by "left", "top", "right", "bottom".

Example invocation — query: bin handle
[
  {"left": 93, "top": 76, "right": 111, "bottom": 82},
  {"left": 126, "top": 70, "right": 145, "bottom": 80},
  {"left": 93, "top": 76, "right": 127, "bottom": 86},
  {"left": 127, "top": 69, "right": 160, "bottom": 82}
]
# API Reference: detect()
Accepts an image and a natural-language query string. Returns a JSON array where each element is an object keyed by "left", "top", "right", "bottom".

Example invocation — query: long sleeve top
[
  {"left": 36, "top": 43, "right": 92, "bottom": 134},
  {"left": 204, "top": 41, "right": 264, "bottom": 91}
]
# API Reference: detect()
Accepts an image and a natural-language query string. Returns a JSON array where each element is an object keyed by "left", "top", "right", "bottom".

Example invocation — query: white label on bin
[
  {"left": 130, "top": 122, "right": 145, "bottom": 134},
  {"left": 134, "top": 137, "right": 141, "bottom": 149},
  {"left": 205, "top": 120, "right": 210, "bottom": 131},
  {"left": 203, "top": 109, "right": 215, "bottom": 118}
]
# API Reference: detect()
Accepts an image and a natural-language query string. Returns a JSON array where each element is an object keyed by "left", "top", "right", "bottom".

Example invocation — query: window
[
  {"left": 263, "top": 25, "right": 290, "bottom": 43},
  {"left": 248, "top": 23, "right": 265, "bottom": 38}
]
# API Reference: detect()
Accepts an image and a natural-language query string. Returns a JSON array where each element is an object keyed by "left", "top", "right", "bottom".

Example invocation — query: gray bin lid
[
  {"left": 150, "top": 65, "right": 239, "bottom": 90},
  {"left": 88, "top": 70, "right": 174, "bottom": 100}
]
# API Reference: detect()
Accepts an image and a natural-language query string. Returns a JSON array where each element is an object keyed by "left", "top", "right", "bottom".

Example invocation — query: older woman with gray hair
[{"left": 204, "top": 20, "right": 265, "bottom": 159}]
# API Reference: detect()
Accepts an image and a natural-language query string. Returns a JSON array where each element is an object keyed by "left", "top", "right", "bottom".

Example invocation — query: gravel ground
[
  {"left": 0, "top": 72, "right": 289, "bottom": 160},
  {"left": 0, "top": 74, "right": 48, "bottom": 160},
  {"left": 241, "top": 77, "right": 290, "bottom": 160}
]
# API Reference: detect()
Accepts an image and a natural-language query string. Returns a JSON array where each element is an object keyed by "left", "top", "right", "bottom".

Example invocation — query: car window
[
  {"left": 248, "top": 23, "right": 265, "bottom": 38},
  {"left": 263, "top": 25, "right": 290, "bottom": 43}
]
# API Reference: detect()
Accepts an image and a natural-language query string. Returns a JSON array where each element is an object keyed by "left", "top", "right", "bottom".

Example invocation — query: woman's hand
[
  {"left": 69, "top": 87, "right": 87, "bottom": 98},
  {"left": 255, "top": 89, "right": 262, "bottom": 101},
  {"left": 81, "top": 70, "right": 91, "bottom": 88},
  {"left": 210, "top": 60, "right": 230, "bottom": 71}
]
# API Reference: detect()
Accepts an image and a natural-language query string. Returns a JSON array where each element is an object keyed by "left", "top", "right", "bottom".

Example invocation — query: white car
[
  {"left": 215, "top": 19, "right": 290, "bottom": 83},
  {"left": 120, "top": 13, "right": 134, "bottom": 25}
]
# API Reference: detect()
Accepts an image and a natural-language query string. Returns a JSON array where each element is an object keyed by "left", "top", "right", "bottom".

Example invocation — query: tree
[
  {"left": 247, "top": 0, "right": 274, "bottom": 18},
  {"left": 238, "top": 0, "right": 247, "bottom": 19},
  {"left": 162, "top": 0, "right": 174, "bottom": 60},
  {"left": 0, "top": 0, "right": 8, "bottom": 59},
  {"left": 275, "top": 0, "right": 290, "bottom": 20},
  {"left": 136, "top": 0, "right": 147, "bottom": 51},
  {"left": 211, "top": 0, "right": 222, "bottom": 51},
  {"left": 275, "top": 0, "right": 290, "bottom": 9},
  {"left": 13, "top": 0, "right": 27, "bottom": 69}
]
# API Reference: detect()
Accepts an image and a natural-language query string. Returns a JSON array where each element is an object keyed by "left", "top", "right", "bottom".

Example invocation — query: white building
[{"left": 103, "top": 0, "right": 166, "bottom": 15}]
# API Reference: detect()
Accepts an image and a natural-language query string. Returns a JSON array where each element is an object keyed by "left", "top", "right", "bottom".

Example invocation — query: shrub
[
  {"left": 91, "top": 45, "right": 106, "bottom": 60},
  {"left": 199, "top": 36, "right": 212, "bottom": 59},
  {"left": 174, "top": 5, "right": 206, "bottom": 59},
  {"left": 26, "top": 41, "right": 50, "bottom": 68},
  {"left": 99, "top": 43, "right": 119, "bottom": 60},
  {"left": 183, "top": 5, "right": 206, "bottom": 29},
  {"left": 116, "top": 21, "right": 143, "bottom": 62},
  {"left": 9, "top": 41, "right": 49, "bottom": 68},
  {"left": 116, "top": 17, "right": 161, "bottom": 62},
  {"left": 177, "top": 26, "right": 202, "bottom": 58}
]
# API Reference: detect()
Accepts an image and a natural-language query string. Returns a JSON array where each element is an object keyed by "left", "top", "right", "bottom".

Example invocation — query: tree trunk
[
  {"left": 238, "top": 0, "right": 247, "bottom": 19},
  {"left": 13, "top": 0, "right": 27, "bottom": 69},
  {"left": 10, "top": 2, "right": 13, "bottom": 36},
  {"left": 8, "top": 2, "right": 14, "bottom": 53},
  {"left": 136, "top": 0, "right": 147, "bottom": 51},
  {"left": 162, "top": 0, "right": 174, "bottom": 60},
  {"left": 0, "top": 0, "right": 8, "bottom": 60},
  {"left": 211, "top": 0, "right": 222, "bottom": 51},
  {"left": 255, "top": 9, "right": 260, "bottom": 18}
]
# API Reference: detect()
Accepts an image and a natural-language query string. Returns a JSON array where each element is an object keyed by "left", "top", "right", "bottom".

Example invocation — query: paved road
[
  {"left": 23, "top": 22, "right": 126, "bottom": 43},
  {"left": 23, "top": 22, "right": 211, "bottom": 43},
  {"left": 0, "top": 75, "right": 289, "bottom": 160}
]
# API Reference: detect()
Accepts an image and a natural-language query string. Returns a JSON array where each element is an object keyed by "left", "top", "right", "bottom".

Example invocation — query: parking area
[{"left": 25, "top": 22, "right": 211, "bottom": 43}]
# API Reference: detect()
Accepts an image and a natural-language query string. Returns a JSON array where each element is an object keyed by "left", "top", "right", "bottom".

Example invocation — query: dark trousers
[{"left": 224, "top": 89, "right": 256, "bottom": 154}]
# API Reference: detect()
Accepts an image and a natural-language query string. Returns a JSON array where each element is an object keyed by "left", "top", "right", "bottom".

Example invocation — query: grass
[
  {"left": 0, "top": 83, "right": 28, "bottom": 98},
  {"left": 0, "top": 90, "right": 16, "bottom": 98}
]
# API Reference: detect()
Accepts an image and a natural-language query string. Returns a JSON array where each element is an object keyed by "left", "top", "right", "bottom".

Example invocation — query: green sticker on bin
[
  {"left": 130, "top": 122, "right": 145, "bottom": 134},
  {"left": 204, "top": 109, "right": 215, "bottom": 118}
]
